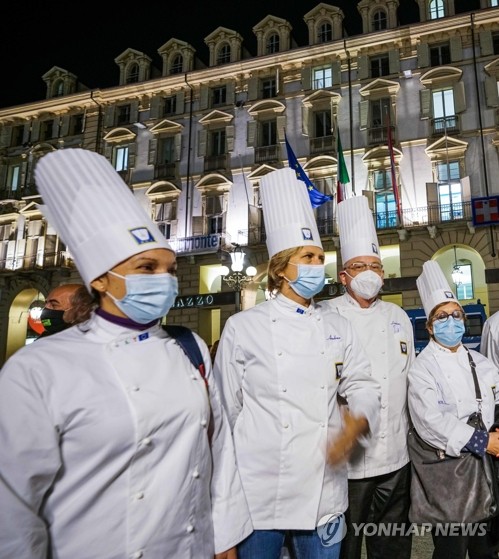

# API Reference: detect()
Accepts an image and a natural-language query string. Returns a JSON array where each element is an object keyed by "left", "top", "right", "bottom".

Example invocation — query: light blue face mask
[
  {"left": 107, "top": 271, "right": 178, "bottom": 324},
  {"left": 285, "top": 263, "right": 326, "bottom": 299},
  {"left": 433, "top": 317, "right": 466, "bottom": 348}
]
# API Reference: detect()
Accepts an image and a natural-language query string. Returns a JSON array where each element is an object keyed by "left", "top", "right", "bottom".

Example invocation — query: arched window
[
  {"left": 372, "top": 9, "right": 387, "bottom": 31},
  {"left": 170, "top": 54, "right": 183, "bottom": 74},
  {"left": 217, "top": 44, "right": 231, "bottom": 65},
  {"left": 429, "top": 0, "right": 445, "bottom": 19},
  {"left": 266, "top": 33, "right": 280, "bottom": 54},
  {"left": 126, "top": 63, "right": 139, "bottom": 83},
  {"left": 318, "top": 22, "right": 332, "bottom": 43}
]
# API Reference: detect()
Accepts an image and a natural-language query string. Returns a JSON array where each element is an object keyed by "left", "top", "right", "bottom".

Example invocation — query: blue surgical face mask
[
  {"left": 433, "top": 317, "right": 466, "bottom": 348},
  {"left": 106, "top": 271, "right": 178, "bottom": 324},
  {"left": 284, "top": 263, "right": 326, "bottom": 299}
]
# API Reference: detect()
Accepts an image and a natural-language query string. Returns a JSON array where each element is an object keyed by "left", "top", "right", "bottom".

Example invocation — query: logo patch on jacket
[
  {"left": 335, "top": 363, "right": 343, "bottom": 379},
  {"left": 400, "top": 341, "right": 408, "bottom": 355}
]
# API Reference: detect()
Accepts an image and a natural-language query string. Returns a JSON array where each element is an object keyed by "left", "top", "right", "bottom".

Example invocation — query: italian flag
[{"left": 336, "top": 130, "right": 350, "bottom": 204}]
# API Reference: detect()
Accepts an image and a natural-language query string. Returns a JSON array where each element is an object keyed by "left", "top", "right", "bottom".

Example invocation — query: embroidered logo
[
  {"left": 400, "top": 341, "right": 408, "bottom": 355},
  {"left": 129, "top": 227, "right": 155, "bottom": 245},
  {"left": 371, "top": 243, "right": 379, "bottom": 255},
  {"left": 444, "top": 290, "right": 455, "bottom": 300},
  {"left": 301, "top": 228, "right": 313, "bottom": 241},
  {"left": 335, "top": 363, "right": 343, "bottom": 379}
]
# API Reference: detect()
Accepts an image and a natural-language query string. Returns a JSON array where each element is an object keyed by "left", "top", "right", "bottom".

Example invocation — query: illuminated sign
[
  {"left": 170, "top": 234, "right": 220, "bottom": 254},
  {"left": 173, "top": 292, "right": 236, "bottom": 309}
]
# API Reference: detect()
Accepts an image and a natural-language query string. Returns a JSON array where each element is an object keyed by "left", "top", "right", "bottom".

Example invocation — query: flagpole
[{"left": 344, "top": 39, "right": 355, "bottom": 194}]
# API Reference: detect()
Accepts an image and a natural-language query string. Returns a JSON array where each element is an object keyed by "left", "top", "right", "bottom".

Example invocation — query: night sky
[{"left": 2, "top": 1, "right": 427, "bottom": 109}]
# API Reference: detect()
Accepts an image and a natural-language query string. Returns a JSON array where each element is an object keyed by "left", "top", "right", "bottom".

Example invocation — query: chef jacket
[
  {"left": 408, "top": 340, "right": 499, "bottom": 457},
  {"left": 481, "top": 310, "right": 499, "bottom": 369},
  {"left": 0, "top": 313, "right": 252, "bottom": 559},
  {"left": 213, "top": 293, "right": 381, "bottom": 530},
  {"left": 324, "top": 294, "right": 414, "bottom": 478}
]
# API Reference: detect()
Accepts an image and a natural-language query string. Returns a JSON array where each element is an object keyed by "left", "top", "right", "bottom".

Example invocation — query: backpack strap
[{"left": 163, "top": 325, "right": 207, "bottom": 387}]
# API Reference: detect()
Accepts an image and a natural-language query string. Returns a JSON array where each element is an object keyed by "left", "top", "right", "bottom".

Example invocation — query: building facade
[{"left": 1, "top": 0, "right": 499, "bottom": 364}]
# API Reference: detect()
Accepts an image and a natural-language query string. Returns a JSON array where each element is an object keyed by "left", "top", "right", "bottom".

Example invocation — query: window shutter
[
  {"left": 105, "top": 106, "right": 115, "bottom": 128},
  {"left": 426, "top": 182, "right": 438, "bottom": 206},
  {"left": 358, "top": 55, "right": 369, "bottom": 80},
  {"left": 485, "top": 76, "right": 499, "bottom": 107},
  {"left": 362, "top": 189, "right": 374, "bottom": 210},
  {"left": 480, "top": 30, "right": 494, "bottom": 56},
  {"left": 359, "top": 100, "right": 369, "bottom": 129},
  {"left": 192, "top": 216, "right": 204, "bottom": 235},
  {"left": 60, "top": 115, "right": 70, "bottom": 137},
  {"left": 417, "top": 43, "right": 429, "bottom": 68},
  {"left": 461, "top": 176, "right": 471, "bottom": 202},
  {"left": 226, "top": 125, "right": 235, "bottom": 152},
  {"left": 52, "top": 120, "right": 60, "bottom": 139},
  {"left": 175, "top": 133, "right": 182, "bottom": 160},
  {"left": 302, "top": 106, "right": 310, "bottom": 136},
  {"left": 332, "top": 61, "right": 341, "bottom": 85},
  {"left": 176, "top": 91, "right": 185, "bottom": 115},
  {"left": 277, "top": 116, "right": 286, "bottom": 142},
  {"left": 200, "top": 86, "right": 209, "bottom": 110},
  {"left": 27, "top": 220, "right": 42, "bottom": 237},
  {"left": 130, "top": 101, "right": 139, "bottom": 124},
  {"left": 0, "top": 126, "right": 12, "bottom": 148},
  {"left": 148, "top": 138, "right": 158, "bottom": 165},
  {"left": 247, "top": 121, "right": 257, "bottom": 147},
  {"left": 0, "top": 165, "right": 7, "bottom": 188},
  {"left": 248, "top": 77, "right": 258, "bottom": 100},
  {"left": 453, "top": 81, "right": 466, "bottom": 113},
  {"left": 301, "top": 66, "right": 312, "bottom": 90},
  {"left": 450, "top": 36, "right": 463, "bottom": 62},
  {"left": 198, "top": 129, "right": 207, "bottom": 157},
  {"left": 150, "top": 96, "right": 161, "bottom": 119},
  {"left": 389, "top": 49, "right": 400, "bottom": 75},
  {"left": 128, "top": 143, "right": 136, "bottom": 168},
  {"left": 420, "top": 89, "right": 431, "bottom": 119},
  {"left": 104, "top": 144, "right": 113, "bottom": 161},
  {"left": 31, "top": 121, "right": 40, "bottom": 142},
  {"left": 226, "top": 82, "right": 235, "bottom": 106},
  {"left": 169, "top": 220, "right": 178, "bottom": 238}
]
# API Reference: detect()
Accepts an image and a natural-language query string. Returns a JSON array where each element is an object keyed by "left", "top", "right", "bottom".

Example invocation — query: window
[
  {"left": 170, "top": 54, "right": 183, "bottom": 74},
  {"left": 217, "top": 44, "right": 231, "bottom": 65},
  {"left": 158, "top": 137, "right": 175, "bottom": 164},
  {"left": 374, "top": 170, "right": 397, "bottom": 228},
  {"left": 314, "top": 111, "right": 331, "bottom": 138},
  {"left": 370, "top": 55, "right": 390, "bottom": 78},
  {"left": 206, "top": 195, "right": 223, "bottom": 234},
  {"left": 69, "top": 114, "right": 84, "bottom": 136},
  {"left": 313, "top": 66, "right": 332, "bottom": 89},
  {"left": 318, "top": 22, "right": 332, "bottom": 43},
  {"left": 212, "top": 86, "right": 227, "bottom": 107},
  {"left": 493, "top": 32, "right": 499, "bottom": 55},
  {"left": 163, "top": 95, "right": 177, "bottom": 116},
  {"left": 117, "top": 105, "right": 131, "bottom": 126},
  {"left": 262, "top": 78, "right": 277, "bottom": 99},
  {"left": 437, "top": 161, "right": 462, "bottom": 221},
  {"left": 260, "top": 120, "right": 277, "bottom": 147},
  {"left": 11, "top": 125, "right": 24, "bottom": 147},
  {"left": 492, "top": 0, "right": 499, "bottom": 6},
  {"left": 432, "top": 88, "right": 457, "bottom": 133},
  {"left": 6, "top": 164, "right": 21, "bottom": 191},
  {"left": 155, "top": 202, "right": 175, "bottom": 239},
  {"left": 430, "top": 43, "right": 451, "bottom": 66},
  {"left": 126, "top": 64, "right": 139, "bottom": 84},
  {"left": 266, "top": 34, "right": 279, "bottom": 54},
  {"left": 40, "top": 120, "right": 54, "bottom": 141},
  {"left": 372, "top": 9, "right": 387, "bottom": 31},
  {"left": 114, "top": 146, "right": 129, "bottom": 172},
  {"left": 54, "top": 80, "right": 64, "bottom": 97},
  {"left": 454, "top": 263, "right": 473, "bottom": 300},
  {"left": 210, "top": 130, "right": 226, "bottom": 156},
  {"left": 371, "top": 98, "right": 390, "bottom": 129},
  {"left": 429, "top": 0, "right": 445, "bottom": 19}
]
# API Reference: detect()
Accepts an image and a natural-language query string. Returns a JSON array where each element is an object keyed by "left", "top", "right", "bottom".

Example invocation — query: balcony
[
  {"left": 367, "top": 126, "right": 394, "bottom": 146},
  {"left": 255, "top": 145, "right": 280, "bottom": 164},
  {"left": 154, "top": 163, "right": 178, "bottom": 181},
  {"left": 0, "top": 250, "right": 76, "bottom": 274},
  {"left": 204, "top": 154, "right": 229, "bottom": 173},
  {"left": 310, "top": 135, "right": 334, "bottom": 155},
  {"left": 431, "top": 116, "right": 459, "bottom": 136}
]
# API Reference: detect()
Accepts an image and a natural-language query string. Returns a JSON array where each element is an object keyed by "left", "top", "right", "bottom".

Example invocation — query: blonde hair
[{"left": 266, "top": 247, "right": 302, "bottom": 294}]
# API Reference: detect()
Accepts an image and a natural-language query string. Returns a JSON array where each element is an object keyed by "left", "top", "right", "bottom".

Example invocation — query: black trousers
[
  {"left": 339, "top": 463, "right": 412, "bottom": 559},
  {"left": 432, "top": 523, "right": 499, "bottom": 559}
]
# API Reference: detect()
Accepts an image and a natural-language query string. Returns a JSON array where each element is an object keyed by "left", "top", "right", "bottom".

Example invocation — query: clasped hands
[{"left": 327, "top": 410, "right": 369, "bottom": 465}]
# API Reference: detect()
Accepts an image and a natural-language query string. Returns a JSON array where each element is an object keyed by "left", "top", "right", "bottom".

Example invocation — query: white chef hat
[
  {"left": 416, "top": 260, "right": 461, "bottom": 318},
  {"left": 337, "top": 195, "right": 380, "bottom": 265},
  {"left": 260, "top": 167, "right": 322, "bottom": 258},
  {"left": 35, "top": 148, "right": 173, "bottom": 288}
]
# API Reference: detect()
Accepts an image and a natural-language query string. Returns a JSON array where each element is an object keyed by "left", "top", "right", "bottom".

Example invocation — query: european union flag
[{"left": 285, "top": 135, "right": 332, "bottom": 209}]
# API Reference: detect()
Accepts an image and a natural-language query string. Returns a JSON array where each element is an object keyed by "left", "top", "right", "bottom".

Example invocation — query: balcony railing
[
  {"left": 255, "top": 145, "right": 280, "bottom": 164},
  {"left": 204, "top": 154, "right": 229, "bottom": 173},
  {"left": 432, "top": 115, "right": 459, "bottom": 136},
  {"left": 0, "top": 250, "right": 75, "bottom": 274},
  {"left": 310, "top": 135, "right": 334, "bottom": 155},
  {"left": 367, "top": 126, "right": 394, "bottom": 146},
  {"left": 154, "top": 163, "right": 177, "bottom": 180}
]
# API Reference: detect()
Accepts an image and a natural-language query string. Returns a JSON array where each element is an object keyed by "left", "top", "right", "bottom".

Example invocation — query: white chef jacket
[
  {"left": 323, "top": 294, "right": 415, "bottom": 478},
  {"left": 0, "top": 313, "right": 252, "bottom": 559},
  {"left": 213, "top": 293, "right": 381, "bottom": 531},
  {"left": 481, "top": 311, "right": 499, "bottom": 369},
  {"left": 408, "top": 340, "right": 499, "bottom": 457}
]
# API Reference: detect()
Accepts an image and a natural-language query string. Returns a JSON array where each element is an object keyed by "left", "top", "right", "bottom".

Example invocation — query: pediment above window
[
  {"left": 420, "top": 66, "right": 462, "bottom": 87},
  {"left": 20, "top": 201, "right": 43, "bottom": 213},
  {"left": 247, "top": 164, "right": 280, "bottom": 181},
  {"left": 195, "top": 172, "right": 232, "bottom": 193},
  {"left": 248, "top": 100, "right": 286, "bottom": 116},
  {"left": 199, "top": 110, "right": 234, "bottom": 125},
  {"left": 425, "top": 136, "right": 467, "bottom": 159},
  {"left": 363, "top": 145, "right": 402, "bottom": 166},
  {"left": 150, "top": 120, "right": 183, "bottom": 134},
  {"left": 252, "top": 15, "right": 292, "bottom": 55},
  {"left": 302, "top": 90, "right": 342, "bottom": 107},
  {"left": 359, "top": 78, "right": 400, "bottom": 98},
  {"left": 103, "top": 128, "right": 137, "bottom": 143},
  {"left": 146, "top": 181, "right": 181, "bottom": 201},
  {"left": 303, "top": 155, "right": 336, "bottom": 172},
  {"left": 485, "top": 59, "right": 499, "bottom": 77},
  {"left": 304, "top": 3, "right": 345, "bottom": 45}
]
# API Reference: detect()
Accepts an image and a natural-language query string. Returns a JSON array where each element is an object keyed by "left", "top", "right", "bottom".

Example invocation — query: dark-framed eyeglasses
[
  {"left": 432, "top": 310, "right": 465, "bottom": 323},
  {"left": 345, "top": 262, "right": 383, "bottom": 273}
]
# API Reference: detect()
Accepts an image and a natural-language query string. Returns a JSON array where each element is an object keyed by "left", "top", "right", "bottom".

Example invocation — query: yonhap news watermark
[{"left": 317, "top": 516, "right": 489, "bottom": 546}]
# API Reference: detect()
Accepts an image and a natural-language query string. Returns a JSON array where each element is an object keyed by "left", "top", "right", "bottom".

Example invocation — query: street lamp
[
  {"left": 451, "top": 245, "right": 463, "bottom": 287},
  {"left": 220, "top": 245, "right": 257, "bottom": 312}
]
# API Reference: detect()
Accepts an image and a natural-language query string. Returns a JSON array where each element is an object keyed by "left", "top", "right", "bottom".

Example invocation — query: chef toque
[
  {"left": 35, "top": 148, "right": 173, "bottom": 288},
  {"left": 416, "top": 260, "right": 461, "bottom": 318},
  {"left": 337, "top": 195, "right": 380, "bottom": 265},
  {"left": 260, "top": 167, "right": 322, "bottom": 258}
]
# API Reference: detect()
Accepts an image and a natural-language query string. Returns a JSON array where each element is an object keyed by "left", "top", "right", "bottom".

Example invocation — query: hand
[
  {"left": 327, "top": 410, "right": 369, "bottom": 466},
  {"left": 486, "top": 428, "right": 499, "bottom": 458},
  {"left": 215, "top": 546, "right": 237, "bottom": 559}
]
